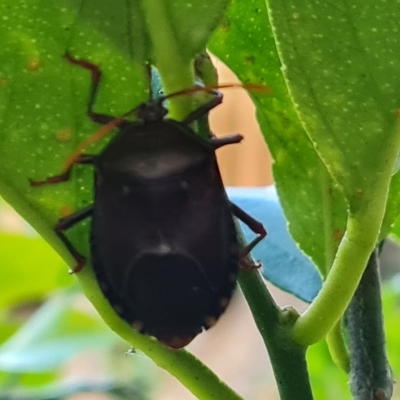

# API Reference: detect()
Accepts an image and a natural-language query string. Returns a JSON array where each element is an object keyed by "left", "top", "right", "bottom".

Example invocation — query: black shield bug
[{"left": 31, "top": 54, "right": 267, "bottom": 348}]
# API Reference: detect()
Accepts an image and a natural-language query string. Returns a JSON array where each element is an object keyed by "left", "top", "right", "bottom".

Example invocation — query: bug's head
[{"left": 135, "top": 101, "right": 168, "bottom": 123}]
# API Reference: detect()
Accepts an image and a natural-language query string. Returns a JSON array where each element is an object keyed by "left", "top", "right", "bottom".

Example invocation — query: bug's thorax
[{"left": 95, "top": 120, "right": 214, "bottom": 181}]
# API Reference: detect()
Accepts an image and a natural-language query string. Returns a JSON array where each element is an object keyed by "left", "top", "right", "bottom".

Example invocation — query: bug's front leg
[{"left": 181, "top": 90, "right": 222, "bottom": 125}]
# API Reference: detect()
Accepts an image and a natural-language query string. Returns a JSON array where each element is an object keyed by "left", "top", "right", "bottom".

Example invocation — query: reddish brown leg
[
  {"left": 65, "top": 53, "right": 130, "bottom": 128},
  {"left": 29, "top": 155, "right": 95, "bottom": 187}
]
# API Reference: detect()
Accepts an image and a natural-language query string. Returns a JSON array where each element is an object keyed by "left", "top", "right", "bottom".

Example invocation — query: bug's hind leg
[{"left": 230, "top": 202, "right": 267, "bottom": 268}]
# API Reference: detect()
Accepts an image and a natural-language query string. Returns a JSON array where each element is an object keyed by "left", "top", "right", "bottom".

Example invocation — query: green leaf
[
  {"left": 266, "top": 0, "right": 400, "bottom": 220},
  {"left": 209, "top": 0, "right": 347, "bottom": 276},
  {"left": 0, "top": 0, "right": 150, "bottom": 265}
]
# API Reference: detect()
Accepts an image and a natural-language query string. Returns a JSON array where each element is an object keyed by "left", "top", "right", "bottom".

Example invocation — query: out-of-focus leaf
[
  {"left": 389, "top": 215, "right": 400, "bottom": 244},
  {"left": 307, "top": 340, "right": 351, "bottom": 400},
  {"left": 0, "top": 294, "right": 115, "bottom": 372},
  {"left": 383, "top": 278, "right": 400, "bottom": 375},
  {"left": 0, "top": 370, "right": 56, "bottom": 390},
  {"left": 0, "top": 233, "right": 71, "bottom": 309}
]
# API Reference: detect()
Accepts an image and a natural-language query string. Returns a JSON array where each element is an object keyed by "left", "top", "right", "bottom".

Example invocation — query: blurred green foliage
[
  {"left": 2, "top": 197, "right": 400, "bottom": 399},
  {"left": 0, "top": 198, "right": 155, "bottom": 399},
  {"left": 307, "top": 283, "right": 400, "bottom": 400}
]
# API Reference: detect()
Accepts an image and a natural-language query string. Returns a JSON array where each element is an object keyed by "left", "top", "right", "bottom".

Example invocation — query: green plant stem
[
  {"left": 139, "top": 0, "right": 195, "bottom": 120},
  {"left": 319, "top": 165, "right": 335, "bottom": 278},
  {"left": 194, "top": 52, "right": 219, "bottom": 86},
  {"left": 238, "top": 270, "right": 313, "bottom": 400},
  {"left": 325, "top": 321, "right": 350, "bottom": 373},
  {"left": 345, "top": 248, "right": 393, "bottom": 400},
  {"left": 292, "top": 212, "right": 382, "bottom": 345},
  {"left": 78, "top": 265, "right": 243, "bottom": 400}
]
